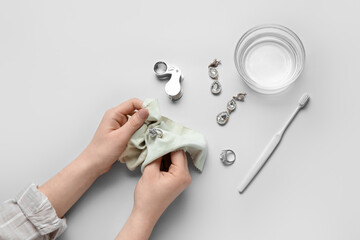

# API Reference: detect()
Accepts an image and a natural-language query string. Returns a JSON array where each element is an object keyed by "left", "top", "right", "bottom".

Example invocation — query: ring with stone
[
  {"left": 149, "top": 127, "right": 163, "bottom": 138},
  {"left": 220, "top": 149, "right": 236, "bottom": 165}
]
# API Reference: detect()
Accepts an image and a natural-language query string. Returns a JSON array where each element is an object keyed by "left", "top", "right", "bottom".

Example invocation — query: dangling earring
[
  {"left": 208, "top": 59, "right": 222, "bottom": 95},
  {"left": 217, "top": 93, "right": 247, "bottom": 125}
]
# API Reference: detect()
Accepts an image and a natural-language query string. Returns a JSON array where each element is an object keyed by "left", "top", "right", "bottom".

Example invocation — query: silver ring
[
  {"left": 148, "top": 127, "right": 163, "bottom": 138},
  {"left": 220, "top": 149, "right": 236, "bottom": 165}
]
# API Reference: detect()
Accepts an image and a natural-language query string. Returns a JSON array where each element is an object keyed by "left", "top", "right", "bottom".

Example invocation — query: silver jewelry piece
[
  {"left": 220, "top": 149, "right": 236, "bottom": 165},
  {"left": 208, "top": 59, "right": 222, "bottom": 95},
  {"left": 208, "top": 67, "right": 218, "bottom": 79},
  {"left": 154, "top": 61, "right": 184, "bottom": 101},
  {"left": 216, "top": 93, "right": 247, "bottom": 125},
  {"left": 149, "top": 127, "right": 163, "bottom": 138},
  {"left": 211, "top": 81, "right": 222, "bottom": 95}
]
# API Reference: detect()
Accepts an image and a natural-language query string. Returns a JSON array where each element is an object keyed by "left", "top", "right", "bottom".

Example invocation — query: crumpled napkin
[{"left": 119, "top": 99, "right": 207, "bottom": 172}]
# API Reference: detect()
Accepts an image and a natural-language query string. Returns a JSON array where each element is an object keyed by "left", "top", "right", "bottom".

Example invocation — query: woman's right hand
[
  {"left": 116, "top": 150, "right": 191, "bottom": 240},
  {"left": 134, "top": 150, "right": 191, "bottom": 220}
]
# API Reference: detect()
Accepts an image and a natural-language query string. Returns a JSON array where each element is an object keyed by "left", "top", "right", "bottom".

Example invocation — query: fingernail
[{"left": 138, "top": 108, "right": 148, "bottom": 120}]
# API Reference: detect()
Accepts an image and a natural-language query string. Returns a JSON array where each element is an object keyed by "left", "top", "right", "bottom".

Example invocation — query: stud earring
[
  {"left": 216, "top": 93, "right": 247, "bottom": 125},
  {"left": 208, "top": 59, "right": 222, "bottom": 95}
]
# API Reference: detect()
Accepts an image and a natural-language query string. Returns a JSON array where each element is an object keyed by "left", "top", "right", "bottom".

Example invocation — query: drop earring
[
  {"left": 217, "top": 93, "right": 247, "bottom": 125},
  {"left": 208, "top": 59, "right": 222, "bottom": 95}
]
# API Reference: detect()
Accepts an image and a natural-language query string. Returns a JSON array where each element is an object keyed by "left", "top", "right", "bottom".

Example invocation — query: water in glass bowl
[
  {"left": 234, "top": 25, "right": 305, "bottom": 94},
  {"left": 244, "top": 39, "right": 295, "bottom": 88}
]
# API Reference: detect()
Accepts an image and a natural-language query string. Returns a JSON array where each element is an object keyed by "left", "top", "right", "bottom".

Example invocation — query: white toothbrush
[{"left": 238, "top": 93, "right": 310, "bottom": 193}]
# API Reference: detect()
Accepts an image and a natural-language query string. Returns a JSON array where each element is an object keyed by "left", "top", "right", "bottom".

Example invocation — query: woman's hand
[
  {"left": 134, "top": 150, "right": 191, "bottom": 220},
  {"left": 39, "top": 98, "right": 148, "bottom": 218},
  {"left": 82, "top": 98, "right": 148, "bottom": 175},
  {"left": 116, "top": 150, "right": 191, "bottom": 240}
]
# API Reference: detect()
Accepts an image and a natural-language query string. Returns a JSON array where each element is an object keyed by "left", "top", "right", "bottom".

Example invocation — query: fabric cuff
[{"left": 15, "top": 184, "right": 67, "bottom": 237}]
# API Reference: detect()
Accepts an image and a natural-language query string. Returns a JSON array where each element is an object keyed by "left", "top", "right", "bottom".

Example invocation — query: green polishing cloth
[{"left": 119, "top": 99, "right": 207, "bottom": 172}]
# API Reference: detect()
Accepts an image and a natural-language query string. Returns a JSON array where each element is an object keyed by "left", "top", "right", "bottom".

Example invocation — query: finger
[
  {"left": 105, "top": 98, "right": 144, "bottom": 127},
  {"left": 183, "top": 151, "right": 189, "bottom": 169},
  {"left": 117, "top": 108, "right": 148, "bottom": 141},
  {"left": 112, "top": 98, "right": 143, "bottom": 116},
  {"left": 143, "top": 157, "right": 162, "bottom": 175},
  {"left": 169, "top": 150, "right": 187, "bottom": 172}
]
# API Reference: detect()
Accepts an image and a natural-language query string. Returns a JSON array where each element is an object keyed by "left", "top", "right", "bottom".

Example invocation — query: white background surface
[{"left": 1, "top": 0, "right": 360, "bottom": 239}]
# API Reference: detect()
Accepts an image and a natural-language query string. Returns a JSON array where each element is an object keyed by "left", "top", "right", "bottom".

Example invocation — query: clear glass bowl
[{"left": 234, "top": 25, "right": 305, "bottom": 94}]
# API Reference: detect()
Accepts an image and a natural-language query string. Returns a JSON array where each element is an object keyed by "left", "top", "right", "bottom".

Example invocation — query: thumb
[{"left": 118, "top": 108, "right": 148, "bottom": 140}]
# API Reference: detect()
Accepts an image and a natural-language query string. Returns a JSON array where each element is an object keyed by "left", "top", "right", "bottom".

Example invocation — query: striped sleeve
[{"left": 0, "top": 184, "right": 67, "bottom": 240}]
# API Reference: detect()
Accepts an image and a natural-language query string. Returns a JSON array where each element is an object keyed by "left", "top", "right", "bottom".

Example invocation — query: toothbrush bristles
[{"left": 299, "top": 93, "right": 310, "bottom": 108}]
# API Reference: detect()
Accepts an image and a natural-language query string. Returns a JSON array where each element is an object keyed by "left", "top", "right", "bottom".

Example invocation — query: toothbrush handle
[{"left": 238, "top": 132, "right": 283, "bottom": 193}]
